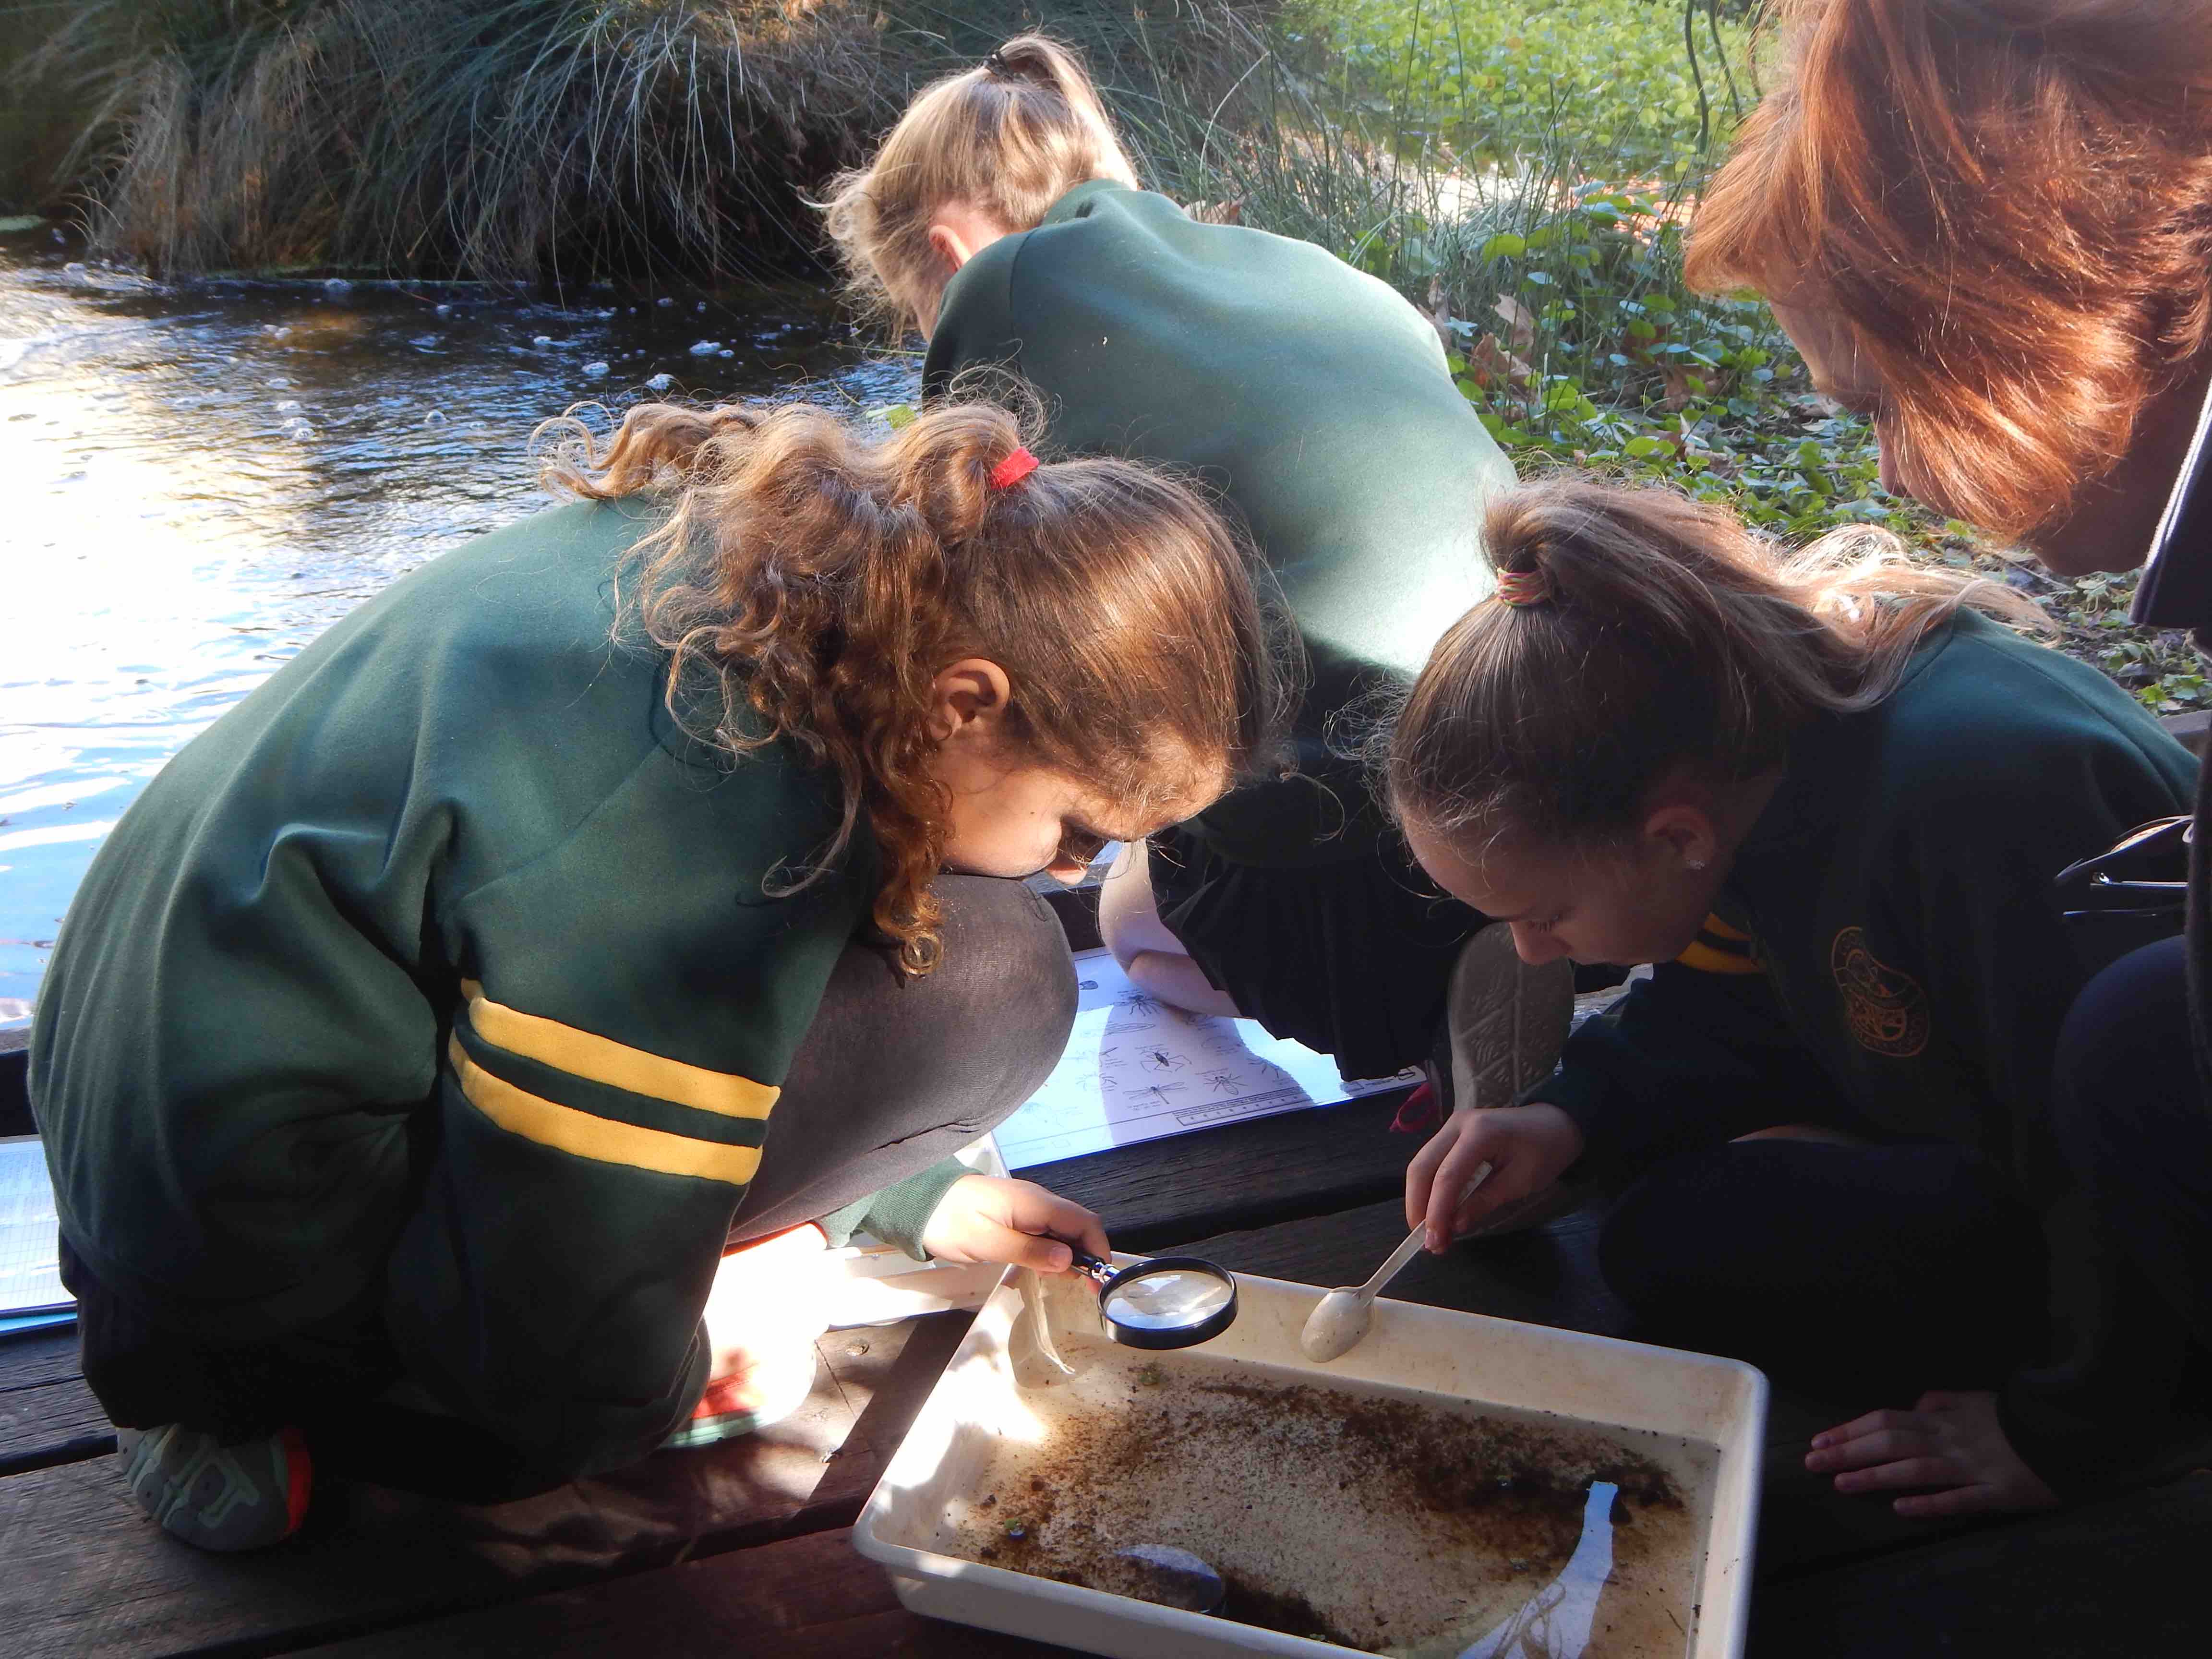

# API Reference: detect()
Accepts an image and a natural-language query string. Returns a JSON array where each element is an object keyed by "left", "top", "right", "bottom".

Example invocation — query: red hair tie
[
  {"left": 988, "top": 446, "right": 1041, "bottom": 490},
  {"left": 1494, "top": 567, "right": 1552, "bottom": 608}
]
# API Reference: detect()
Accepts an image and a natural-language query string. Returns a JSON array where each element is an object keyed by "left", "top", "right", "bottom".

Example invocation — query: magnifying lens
[{"left": 1067, "top": 1250, "right": 1238, "bottom": 1350}]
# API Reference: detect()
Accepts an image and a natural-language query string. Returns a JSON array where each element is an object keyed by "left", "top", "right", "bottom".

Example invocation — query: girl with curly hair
[{"left": 29, "top": 397, "right": 1285, "bottom": 1549}]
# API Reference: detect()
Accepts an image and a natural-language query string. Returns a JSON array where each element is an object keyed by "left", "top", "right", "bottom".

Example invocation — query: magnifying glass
[{"left": 1067, "top": 1250, "right": 1238, "bottom": 1350}]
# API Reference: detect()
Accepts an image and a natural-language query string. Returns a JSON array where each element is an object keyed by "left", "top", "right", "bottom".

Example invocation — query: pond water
[{"left": 0, "top": 226, "right": 917, "bottom": 1030}]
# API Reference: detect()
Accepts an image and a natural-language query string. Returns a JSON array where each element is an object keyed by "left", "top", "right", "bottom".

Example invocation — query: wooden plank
[
  {"left": 295, "top": 1525, "right": 1082, "bottom": 1658},
  {"left": 293, "top": 1475, "right": 2212, "bottom": 1659},
  {"left": 0, "top": 1311, "right": 971, "bottom": 1658},
  {"left": 0, "top": 1324, "right": 84, "bottom": 1391},
  {"left": 0, "top": 1374, "right": 111, "bottom": 1477},
  {"left": 1752, "top": 1471, "right": 2212, "bottom": 1656},
  {"left": 0, "top": 1328, "right": 109, "bottom": 1477},
  {"left": 1749, "top": 1388, "right": 1957, "bottom": 1582},
  {"left": 1026, "top": 1092, "right": 1418, "bottom": 1254}
]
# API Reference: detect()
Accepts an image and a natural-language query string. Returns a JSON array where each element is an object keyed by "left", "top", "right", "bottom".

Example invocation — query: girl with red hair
[{"left": 1674, "top": 0, "right": 2212, "bottom": 1514}]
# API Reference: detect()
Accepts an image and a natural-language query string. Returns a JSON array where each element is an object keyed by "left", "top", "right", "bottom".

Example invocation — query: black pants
[
  {"left": 1148, "top": 824, "right": 1481, "bottom": 1081},
  {"left": 1598, "top": 1137, "right": 2050, "bottom": 1406},
  {"left": 64, "top": 873, "right": 1075, "bottom": 1496},
  {"left": 2050, "top": 936, "right": 2212, "bottom": 1365}
]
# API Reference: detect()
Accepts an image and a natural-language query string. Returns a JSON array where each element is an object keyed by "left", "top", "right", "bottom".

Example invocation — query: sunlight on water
[{"left": 0, "top": 231, "right": 916, "bottom": 1025}]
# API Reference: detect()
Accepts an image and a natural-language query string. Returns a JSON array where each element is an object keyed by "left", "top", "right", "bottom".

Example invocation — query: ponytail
[
  {"left": 539, "top": 398, "right": 1287, "bottom": 973},
  {"left": 821, "top": 34, "right": 1140, "bottom": 337},
  {"left": 1387, "top": 479, "right": 2041, "bottom": 848}
]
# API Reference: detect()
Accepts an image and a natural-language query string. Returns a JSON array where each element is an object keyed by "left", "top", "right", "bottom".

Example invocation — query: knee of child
[
  {"left": 2050, "top": 937, "right": 2191, "bottom": 1166},
  {"left": 934, "top": 873, "right": 1078, "bottom": 1041}
]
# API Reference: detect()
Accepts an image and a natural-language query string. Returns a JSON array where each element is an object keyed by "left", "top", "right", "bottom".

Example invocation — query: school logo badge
[{"left": 1830, "top": 926, "right": 1930, "bottom": 1058}]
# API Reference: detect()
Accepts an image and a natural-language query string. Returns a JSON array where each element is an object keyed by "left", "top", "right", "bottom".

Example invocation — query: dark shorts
[{"left": 1146, "top": 825, "right": 1481, "bottom": 1081}]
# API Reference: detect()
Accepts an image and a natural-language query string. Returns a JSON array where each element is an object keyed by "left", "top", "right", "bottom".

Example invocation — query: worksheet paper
[
  {"left": 993, "top": 950, "right": 1419, "bottom": 1169},
  {"left": 0, "top": 1135, "right": 73, "bottom": 1319}
]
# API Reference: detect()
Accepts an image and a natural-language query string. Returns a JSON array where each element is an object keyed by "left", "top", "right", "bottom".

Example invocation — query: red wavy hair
[{"left": 1686, "top": 0, "right": 2212, "bottom": 539}]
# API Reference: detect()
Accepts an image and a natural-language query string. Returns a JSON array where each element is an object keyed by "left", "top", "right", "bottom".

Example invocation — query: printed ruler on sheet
[{"left": 993, "top": 950, "right": 1418, "bottom": 1168}]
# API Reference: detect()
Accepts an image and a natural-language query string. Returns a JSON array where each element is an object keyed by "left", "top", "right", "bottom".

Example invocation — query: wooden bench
[{"left": 5, "top": 888, "right": 2210, "bottom": 1655}]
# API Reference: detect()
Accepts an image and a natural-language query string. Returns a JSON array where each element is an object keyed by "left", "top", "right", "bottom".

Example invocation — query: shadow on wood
[{"left": 0, "top": 1312, "right": 972, "bottom": 1658}]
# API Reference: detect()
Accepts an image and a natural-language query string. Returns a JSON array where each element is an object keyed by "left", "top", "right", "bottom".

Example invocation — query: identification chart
[{"left": 994, "top": 950, "right": 1419, "bottom": 1169}]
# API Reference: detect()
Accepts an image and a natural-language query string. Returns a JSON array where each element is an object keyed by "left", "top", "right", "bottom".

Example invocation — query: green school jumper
[
  {"left": 926, "top": 181, "right": 1514, "bottom": 1074},
  {"left": 1529, "top": 609, "right": 2197, "bottom": 1481},
  {"left": 925, "top": 180, "right": 1515, "bottom": 864},
  {"left": 29, "top": 501, "right": 957, "bottom": 1475}
]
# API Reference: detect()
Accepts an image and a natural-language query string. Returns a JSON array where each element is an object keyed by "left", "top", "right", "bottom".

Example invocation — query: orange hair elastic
[
  {"left": 1494, "top": 567, "right": 1552, "bottom": 608},
  {"left": 988, "top": 446, "right": 1040, "bottom": 490}
]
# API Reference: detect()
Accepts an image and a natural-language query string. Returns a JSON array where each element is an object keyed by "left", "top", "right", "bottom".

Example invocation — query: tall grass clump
[
  {"left": 10, "top": 0, "right": 924, "bottom": 278},
  {"left": 4, "top": 0, "right": 1262, "bottom": 280}
]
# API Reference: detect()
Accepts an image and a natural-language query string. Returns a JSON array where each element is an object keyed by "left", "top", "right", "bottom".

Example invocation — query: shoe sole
[{"left": 663, "top": 1350, "right": 820, "bottom": 1450}]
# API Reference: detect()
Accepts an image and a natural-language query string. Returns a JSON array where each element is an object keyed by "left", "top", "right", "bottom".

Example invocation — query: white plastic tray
[{"left": 854, "top": 1262, "right": 1766, "bottom": 1659}]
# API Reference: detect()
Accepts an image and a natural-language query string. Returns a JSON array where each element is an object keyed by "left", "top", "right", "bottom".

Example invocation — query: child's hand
[
  {"left": 920, "top": 1175, "right": 1110, "bottom": 1272},
  {"left": 1805, "top": 1390, "right": 2059, "bottom": 1517},
  {"left": 1405, "top": 1103, "right": 1584, "bottom": 1252}
]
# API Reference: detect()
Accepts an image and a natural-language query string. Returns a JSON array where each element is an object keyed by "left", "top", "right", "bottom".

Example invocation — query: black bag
[{"left": 2055, "top": 815, "right": 2191, "bottom": 967}]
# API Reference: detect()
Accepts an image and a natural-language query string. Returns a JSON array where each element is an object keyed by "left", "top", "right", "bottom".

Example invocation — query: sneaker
[
  {"left": 1444, "top": 922, "right": 1577, "bottom": 1236},
  {"left": 662, "top": 1341, "right": 819, "bottom": 1450},
  {"left": 120, "top": 1422, "right": 311, "bottom": 1551}
]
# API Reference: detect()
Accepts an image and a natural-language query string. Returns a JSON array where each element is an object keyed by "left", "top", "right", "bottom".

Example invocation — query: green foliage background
[
  {"left": 2, "top": 0, "right": 2197, "bottom": 709},
  {"left": 1177, "top": 0, "right": 2200, "bottom": 715}
]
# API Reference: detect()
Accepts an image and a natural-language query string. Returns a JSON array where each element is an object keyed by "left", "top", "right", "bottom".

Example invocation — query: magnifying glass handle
[{"left": 1067, "top": 1248, "right": 1117, "bottom": 1286}]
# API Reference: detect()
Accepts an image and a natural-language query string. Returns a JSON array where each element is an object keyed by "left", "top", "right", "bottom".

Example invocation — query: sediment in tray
[{"left": 945, "top": 1345, "right": 1717, "bottom": 1657}]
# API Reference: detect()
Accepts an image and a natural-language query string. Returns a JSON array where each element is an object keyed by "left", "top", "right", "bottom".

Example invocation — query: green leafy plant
[{"left": 1286, "top": 0, "right": 1752, "bottom": 175}]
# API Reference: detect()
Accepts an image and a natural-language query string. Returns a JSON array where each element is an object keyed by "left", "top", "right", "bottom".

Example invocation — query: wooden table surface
[{"left": 5, "top": 896, "right": 2210, "bottom": 1657}]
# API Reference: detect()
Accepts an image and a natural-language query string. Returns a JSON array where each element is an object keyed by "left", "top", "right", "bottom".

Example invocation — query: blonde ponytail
[
  {"left": 1388, "top": 479, "right": 2043, "bottom": 848},
  {"left": 821, "top": 34, "right": 1140, "bottom": 337}
]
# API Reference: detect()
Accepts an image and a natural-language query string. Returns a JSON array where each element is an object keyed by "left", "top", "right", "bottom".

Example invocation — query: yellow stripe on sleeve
[
  {"left": 1675, "top": 940, "right": 1766, "bottom": 974},
  {"left": 1701, "top": 915, "right": 1754, "bottom": 942},
  {"left": 459, "top": 980, "right": 778, "bottom": 1120},
  {"left": 447, "top": 1036, "right": 763, "bottom": 1187}
]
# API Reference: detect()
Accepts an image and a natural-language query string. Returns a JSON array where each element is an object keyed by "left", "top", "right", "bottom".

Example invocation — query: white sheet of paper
[
  {"left": 0, "top": 1135, "right": 73, "bottom": 1317},
  {"left": 993, "top": 950, "right": 1419, "bottom": 1168}
]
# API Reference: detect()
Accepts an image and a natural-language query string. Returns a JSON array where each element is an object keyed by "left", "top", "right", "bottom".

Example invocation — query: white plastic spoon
[{"left": 1298, "top": 1161, "right": 1493, "bottom": 1363}]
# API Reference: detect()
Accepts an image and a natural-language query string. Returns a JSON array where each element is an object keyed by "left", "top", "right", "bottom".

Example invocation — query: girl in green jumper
[
  {"left": 823, "top": 37, "right": 1547, "bottom": 1099},
  {"left": 1389, "top": 480, "right": 2194, "bottom": 1517},
  {"left": 31, "top": 399, "right": 1284, "bottom": 1549}
]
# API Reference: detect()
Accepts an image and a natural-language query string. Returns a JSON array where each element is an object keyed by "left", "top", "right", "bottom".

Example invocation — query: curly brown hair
[
  {"left": 540, "top": 398, "right": 1289, "bottom": 972},
  {"left": 1686, "top": 0, "right": 2212, "bottom": 541}
]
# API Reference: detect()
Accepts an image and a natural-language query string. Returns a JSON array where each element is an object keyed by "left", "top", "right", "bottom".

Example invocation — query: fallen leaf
[
  {"left": 1492, "top": 294, "right": 1538, "bottom": 355},
  {"left": 1466, "top": 333, "right": 1534, "bottom": 387}
]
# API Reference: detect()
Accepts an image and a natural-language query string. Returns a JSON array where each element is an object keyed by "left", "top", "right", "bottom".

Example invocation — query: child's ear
[
  {"left": 927, "top": 658, "right": 1015, "bottom": 746},
  {"left": 1641, "top": 802, "right": 1720, "bottom": 874},
  {"left": 927, "top": 222, "right": 972, "bottom": 278}
]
